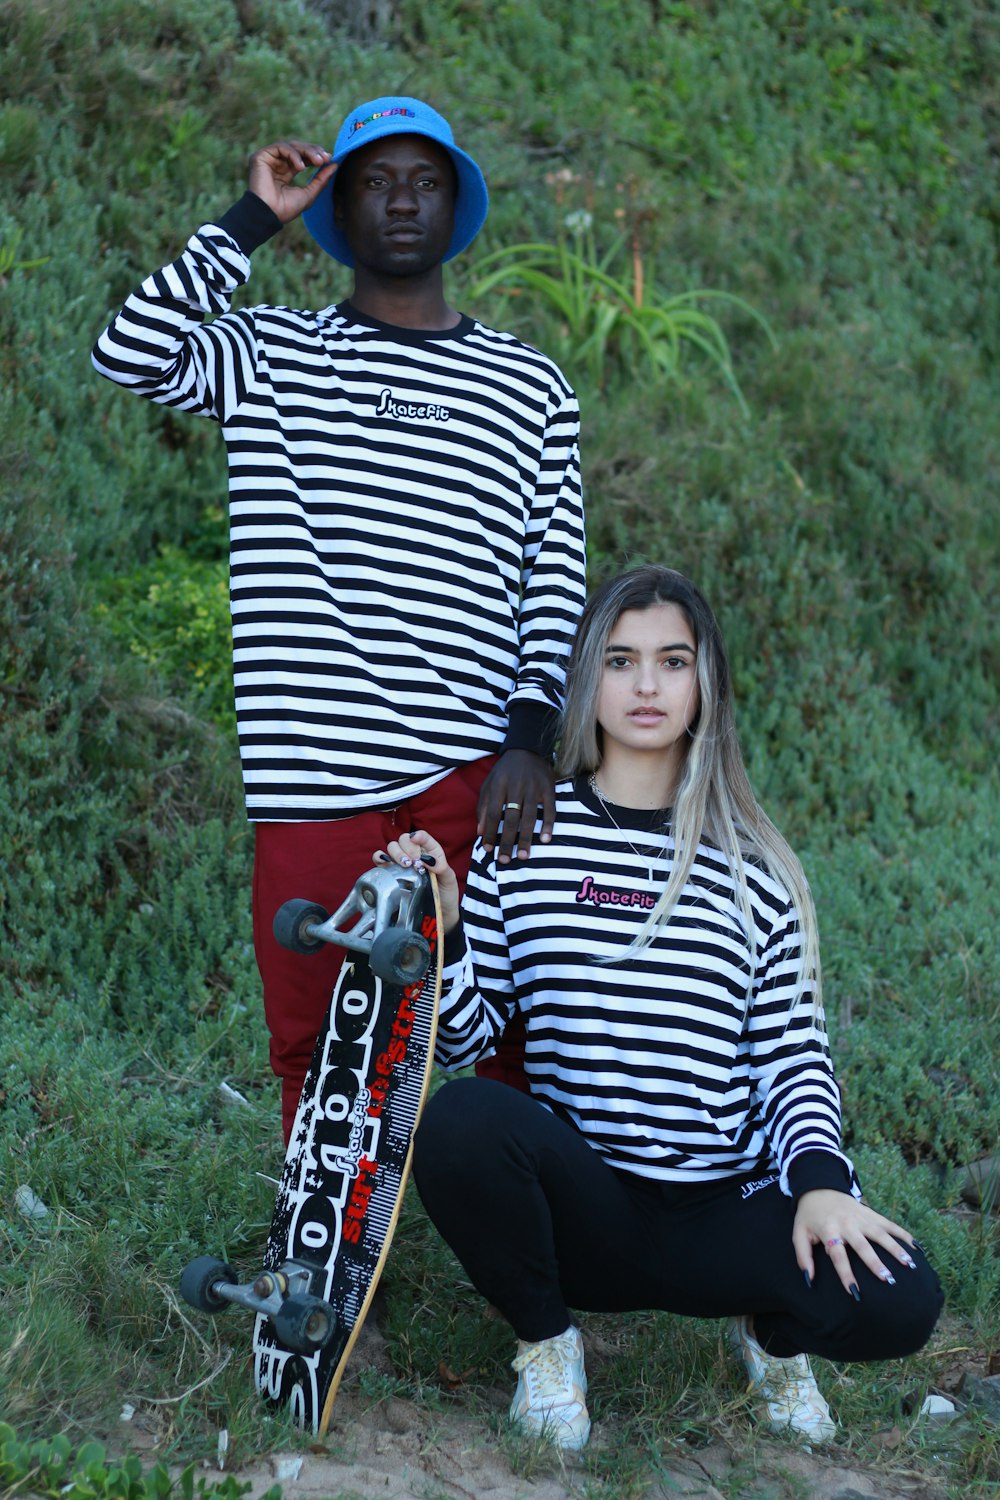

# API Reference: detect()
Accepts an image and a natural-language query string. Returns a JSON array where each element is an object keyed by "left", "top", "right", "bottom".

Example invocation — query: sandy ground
[
  {"left": 217, "top": 1321, "right": 951, "bottom": 1500},
  {"left": 234, "top": 1398, "right": 943, "bottom": 1500}
]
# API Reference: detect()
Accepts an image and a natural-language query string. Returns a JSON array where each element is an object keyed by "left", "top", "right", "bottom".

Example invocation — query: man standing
[{"left": 93, "top": 97, "right": 586, "bottom": 1137}]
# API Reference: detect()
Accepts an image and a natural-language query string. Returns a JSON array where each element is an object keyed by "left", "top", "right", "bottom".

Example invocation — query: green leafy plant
[
  {"left": 134, "top": 105, "right": 210, "bottom": 185},
  {"left": 468, "top": 218, "right": 774, "bottom": 410},
  {"left": 0, "top": 1425, "right": 281, "bottom": 1500},
  {"left": 0, "top": 226, "right": 50, "bottom": 277}
]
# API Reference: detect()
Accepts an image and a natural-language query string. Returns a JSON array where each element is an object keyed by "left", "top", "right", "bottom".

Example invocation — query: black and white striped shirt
[
  {"left": 92, "top": 199, "right": 586, "bottom": 820},
  {"left": 438, "top": 779, "right": 856, "bottom": 1196}
]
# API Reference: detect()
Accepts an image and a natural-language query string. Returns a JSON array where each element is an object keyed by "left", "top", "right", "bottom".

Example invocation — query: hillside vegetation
[{"left": 1, "top": 0, "right": 997, "bottom": 1492}]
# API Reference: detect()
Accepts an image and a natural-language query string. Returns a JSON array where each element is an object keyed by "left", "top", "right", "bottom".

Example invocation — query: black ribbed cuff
[
  {"left": 787, "top": 1149, "right": 854, "bottom": 1200},
  {"left": 502, "top": 699, "right": 559, "bottom": 760},
  {"left": 216, "top": 191, "right": 284, "bottom": 255}
]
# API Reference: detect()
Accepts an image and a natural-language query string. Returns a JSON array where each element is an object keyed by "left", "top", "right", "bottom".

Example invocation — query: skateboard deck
[{"left": 179, "top": 862, "right": 441, "bottom": 1436}]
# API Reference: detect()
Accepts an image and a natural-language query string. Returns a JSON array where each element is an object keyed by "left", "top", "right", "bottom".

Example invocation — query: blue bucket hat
[{"left": 302, "top": 96, "right": 489, "bottom": 268}]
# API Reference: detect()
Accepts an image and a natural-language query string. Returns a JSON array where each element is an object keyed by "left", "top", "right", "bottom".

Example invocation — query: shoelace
[
  {"left": 512, "top": 1335, "right": 579, "bottom": 1400},
  {"left": 757, "top": 1358, "right": 819, "bottom": 1409}
]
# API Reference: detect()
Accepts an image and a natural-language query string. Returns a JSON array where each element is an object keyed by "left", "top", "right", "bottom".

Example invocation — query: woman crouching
[{"left": 379, "top": 565, "right": 943, "bottom": 1451}]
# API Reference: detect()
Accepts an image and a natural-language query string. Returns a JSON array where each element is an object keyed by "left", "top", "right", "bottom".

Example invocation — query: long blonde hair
[{"left": 558, "top": 566, "right": 821, "bottom": 1011}]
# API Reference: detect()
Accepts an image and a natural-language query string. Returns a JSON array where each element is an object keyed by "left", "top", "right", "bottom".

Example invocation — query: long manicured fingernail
[
  {"left": 400, "top": 856, "right": 413, "bottom": 867},
  {"left": 374, "top": 852, "right": 389, "bottom": 863},
  {"left": 881, "top": 1270, "right": 896, "bottom": 1286},
  {"left": 849, "top": 1283, "right": 861, "bottom": 1302},
  {"left": 419, "top": 853, "right": 436, "bottom": 866},
  {"left": 803, "top": 1270, "right": 813, "bottom": 1290}
]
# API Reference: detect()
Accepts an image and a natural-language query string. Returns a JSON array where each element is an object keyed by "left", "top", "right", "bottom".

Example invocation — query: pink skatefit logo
[
  {"left": 350, "top": 107, "right": 416, "bottom": 135},
  {"left": 575, "top": 875, "right": 657, "bottom": 910}
]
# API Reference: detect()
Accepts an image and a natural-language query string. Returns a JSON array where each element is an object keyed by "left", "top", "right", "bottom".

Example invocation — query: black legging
[{"left": 412, "top": 1078, "right": 943, "bottom": 1360}]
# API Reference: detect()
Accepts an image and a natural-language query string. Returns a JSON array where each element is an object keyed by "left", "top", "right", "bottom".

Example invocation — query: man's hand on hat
[{"left": 248, "top": 141, "right": 336, "bottom": 224}]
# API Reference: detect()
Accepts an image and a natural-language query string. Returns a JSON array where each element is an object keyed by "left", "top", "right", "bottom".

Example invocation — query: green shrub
[
  {"left": 1, "top": 0, "right": 997, "bottom": 1487},
  {"left": 96, "top": 536, "right": 233, "bottom": 734}
]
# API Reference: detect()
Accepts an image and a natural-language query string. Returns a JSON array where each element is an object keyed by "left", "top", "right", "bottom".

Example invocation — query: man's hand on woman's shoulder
[{"left": 477, "top": 750, "right": 557, "bottom": 865}]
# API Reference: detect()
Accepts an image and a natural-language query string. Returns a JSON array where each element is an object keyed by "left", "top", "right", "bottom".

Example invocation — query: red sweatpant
[{"left": 252, "top": 757, "right": 527, "bottom": 1142}]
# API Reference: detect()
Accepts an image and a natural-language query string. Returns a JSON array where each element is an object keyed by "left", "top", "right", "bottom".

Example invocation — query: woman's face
[{"left": 595, "top": 603, "right": 700, "bottom": 762}]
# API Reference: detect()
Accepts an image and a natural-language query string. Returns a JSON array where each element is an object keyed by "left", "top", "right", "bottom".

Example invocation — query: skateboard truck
[
  {"left": 272, "top": 863, "right": 433, "bottom": 985},
  {"left": 179, "top": 1255, "right": 336, "bottom": 1355}
]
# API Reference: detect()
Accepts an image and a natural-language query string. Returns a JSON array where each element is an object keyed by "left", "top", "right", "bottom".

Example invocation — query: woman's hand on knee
[
  {"left": 793, "top": 1190, "right": 918, "bottom": 1300},
  {"left": 373, "top": 830, "right": 461, "bottom": 933}
]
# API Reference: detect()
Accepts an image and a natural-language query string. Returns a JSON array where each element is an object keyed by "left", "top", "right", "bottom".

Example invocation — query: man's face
[{"left": 334, "top": 134, "right": 458, "bottom": 278}]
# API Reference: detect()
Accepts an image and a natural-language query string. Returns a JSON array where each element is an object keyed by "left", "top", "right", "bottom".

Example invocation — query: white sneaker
[
  {"left": 510, "top": 1326, "right": 591, "bottom": 1451},
  {"left": 729, "top": 1315, "right": 837, "bottom": 1443}
]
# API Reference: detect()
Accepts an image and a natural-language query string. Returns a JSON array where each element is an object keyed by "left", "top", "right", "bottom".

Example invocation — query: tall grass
[{"left": 467, "top": 232, "right": 774, "bottom": 408}]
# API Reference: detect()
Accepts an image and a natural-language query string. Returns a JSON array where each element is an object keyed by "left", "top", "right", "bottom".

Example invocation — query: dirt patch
[
  {"left": 220, "top": 1320, "right": 952, "bottom": 1500},
  {"left": 231, "top": 1394, "right": 944, "bottom": 1500}
]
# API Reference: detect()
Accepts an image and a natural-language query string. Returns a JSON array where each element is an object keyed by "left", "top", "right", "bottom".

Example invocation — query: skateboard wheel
[
  {"left": 272, "top": 899, "right": 330, "bottom": 954},
  {"left": 271, "top": 1295, "right": 337, "bottom": 1353},
  {"left": 179, "top": 1255, "right": 236, "bottom": 1313},
  {"left": 369, "top": 928, "right": 431, "bottom": 985}
]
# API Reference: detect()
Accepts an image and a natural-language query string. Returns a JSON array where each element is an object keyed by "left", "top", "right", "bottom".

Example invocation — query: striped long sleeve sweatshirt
[
  {"left": 437, "top": 779, "right": 859, "bottom": 1200},
  {"left": 92, "top": 193, "right": 587, "bottom": 820}
]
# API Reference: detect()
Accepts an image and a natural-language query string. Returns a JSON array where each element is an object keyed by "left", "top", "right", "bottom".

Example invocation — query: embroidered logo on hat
[
  {"left": 302, "top": 95, "right": 489, "bottom": 268},
  {"left": 349, "top": 107, "right": 416, "bottom": 135}
]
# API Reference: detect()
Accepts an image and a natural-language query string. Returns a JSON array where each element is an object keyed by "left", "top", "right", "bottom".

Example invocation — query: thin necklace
[{"left": 588, "top": 773, "right": 670, "bottom": 881}]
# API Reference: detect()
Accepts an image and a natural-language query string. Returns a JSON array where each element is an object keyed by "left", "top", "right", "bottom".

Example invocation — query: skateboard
[{"left": 179, "top": 860, "right": 442, "bottom": 1434}]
